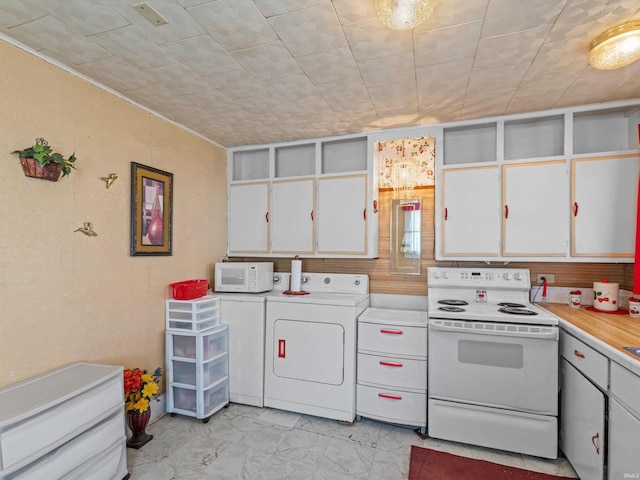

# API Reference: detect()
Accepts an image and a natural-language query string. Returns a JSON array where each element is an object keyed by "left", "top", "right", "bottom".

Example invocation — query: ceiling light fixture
[
  {"left": 375, "top": 0, "right": 438, "bottom": 31},
  {"left": 132, "top": 1, "right": 168, "bottom": 26},
  {"left": 588, "top": 21, "right": 640, "bottom": 70}
]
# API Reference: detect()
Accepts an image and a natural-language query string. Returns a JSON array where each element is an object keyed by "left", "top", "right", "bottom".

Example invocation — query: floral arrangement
[{"left": 123, "top": 367, "right": 162, "bottom": 413}]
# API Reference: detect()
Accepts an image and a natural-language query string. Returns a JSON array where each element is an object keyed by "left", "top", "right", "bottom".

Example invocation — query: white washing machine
[
  {"left": 218, "top": 291, "right": 271, "bottom": 407},
  {"left": 264, "top": 273, "right": 369, "bottom": 422}
]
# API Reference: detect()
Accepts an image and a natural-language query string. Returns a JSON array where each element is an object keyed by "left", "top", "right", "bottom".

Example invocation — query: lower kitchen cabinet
[
  {"left": 560, "top": 359, "right": 606, "bottom": 480},
  {"left": 608, "top": 362, "right": 640, "bottom": 478},
  {"left": 356, "top": 308, "right": 428, "bottom": 433}
]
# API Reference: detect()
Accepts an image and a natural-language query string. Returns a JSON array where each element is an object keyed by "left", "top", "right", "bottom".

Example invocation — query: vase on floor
[{"left": 126, "top": 409, "right": 153, "bottom": 449}]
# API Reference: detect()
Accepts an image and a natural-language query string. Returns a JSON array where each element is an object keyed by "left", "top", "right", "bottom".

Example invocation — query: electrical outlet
[{"left": 536, "top": 274, "right": 555, "bottom": 284}]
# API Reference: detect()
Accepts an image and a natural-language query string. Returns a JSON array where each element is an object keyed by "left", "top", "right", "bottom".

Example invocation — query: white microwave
[{"left": 214, "top": 262, "right": 274, "bottom": 293}]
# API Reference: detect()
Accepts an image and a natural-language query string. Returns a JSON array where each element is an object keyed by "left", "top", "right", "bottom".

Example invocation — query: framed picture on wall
[{"left": 130, "top": 162, "right": 173, "bottom": 256}]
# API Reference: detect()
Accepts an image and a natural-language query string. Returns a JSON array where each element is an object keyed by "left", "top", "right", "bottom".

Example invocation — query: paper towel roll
[
  {"left": 290, "top": 259, "right": 302, "bottom": 292},
  {"left": 593, "top": 280, "right": 619, "bottom": 312}
]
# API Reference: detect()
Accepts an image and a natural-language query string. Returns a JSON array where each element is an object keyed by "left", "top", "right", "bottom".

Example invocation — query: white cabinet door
[
  {"left": 317, "top": 175, "right": 367, "bottom": 254},
  {"left": 503, "top": 160, "right": 568, "bottom": 256},
  {"left": 271, "top": 178, "right": 315, "bottom": 254},
  {"left": 609, "top": 399, "right": 640, "bottom": 479},
  {"left": 228, "top": 182, "right": 269, "bottom": 254},
  {"left": 440, "top": 166, "right": 500, "bottom": 257},
  {"left": 572, "top": 154, "right": 639, "bottom": 258},
  {"left": 560, "top": 360, "right": 605, "bottom": 480}
]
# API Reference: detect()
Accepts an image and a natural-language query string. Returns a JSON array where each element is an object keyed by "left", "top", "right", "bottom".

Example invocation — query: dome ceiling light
[
  {"left": 375, "top": 0, "right": 438, "bottom": 31},
  {"left": 588, "top": 21, "right": 640, "bottom": 70}
]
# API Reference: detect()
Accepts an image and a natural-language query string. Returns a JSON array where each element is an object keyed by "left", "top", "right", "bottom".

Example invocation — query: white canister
[
  {"left": 593, "top": 279, "right": 619, "bottom": 312},
  {"left": 569, "top": 290, "right": 581, "bottom": 309},
  {"left": 629, "top": 297, "right": 640, "bottom": 318}
]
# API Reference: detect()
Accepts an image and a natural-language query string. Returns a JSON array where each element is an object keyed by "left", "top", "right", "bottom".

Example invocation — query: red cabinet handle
[
  {"left": 266, "top": 212, "right": 269, "bottom": 223},
  {"left": 574, "top": 349, "right": 585, "bottom": 358},
  {"left": 378, "top": 393, "right": 402, "bottom": 400},
  {"left": 591, "top": 432, "right": 600, "bottom": 454},
  {"left": 311, "top": 210, "right": 314, "bottom": 221},
  {"left": 380, "top": 361, "right": 403, "bottom": 367},
  {"left": 574, "top": 202, "right": 579, "bottom": 217},
  {"left": 380, "top": 329, "right": 403, "bottom": 335},
  {"left": 363, "top": 208, "right": 367, "bottom": 220},
  {"left": 505, "top": 205, "right": 509, "bottom": 219},
  {"left": 278, "top": 339, "right": 286, "bottom": 358},
  {"left": 444, "top": 207, "right": 448, "bottom": 221}
]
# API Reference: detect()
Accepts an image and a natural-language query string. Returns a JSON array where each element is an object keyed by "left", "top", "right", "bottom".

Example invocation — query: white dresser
[
  {"left": 0, "top": 362, "right": 128, "bottom": 480},
  {"left": 356, "top": 308, "right": 428, "bottom": 434}
]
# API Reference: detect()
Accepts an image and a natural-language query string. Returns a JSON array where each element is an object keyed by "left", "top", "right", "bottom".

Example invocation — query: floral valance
[{"left": 377, "top": 136, "right": 436, "bottom": 189}]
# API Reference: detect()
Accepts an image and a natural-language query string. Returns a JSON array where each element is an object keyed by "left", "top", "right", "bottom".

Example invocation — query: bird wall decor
[
  {"left": 75, "top": 222, "right": 98, "bottom": 237},
  {"left": 100, "top": 173, "right": 118, "bottom": 189}
]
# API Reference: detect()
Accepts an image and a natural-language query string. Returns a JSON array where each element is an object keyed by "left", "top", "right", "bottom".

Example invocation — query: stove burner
[
  {"left": 438, "top": 299, "right": 469, "bottom": 306},
  {"left": 438, "top": 306, "right": 466, "bottom": 313},
  {"left": 499, "top": 307, "right": 538, "bottom": 316},
  {"left": 498, "top": 302, "right": 526, "bottom": 308}
]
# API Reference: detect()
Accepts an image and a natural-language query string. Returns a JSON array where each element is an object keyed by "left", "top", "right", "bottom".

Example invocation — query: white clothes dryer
[{"left": 264, "top": 273, "right": 369, "bottom": 422}]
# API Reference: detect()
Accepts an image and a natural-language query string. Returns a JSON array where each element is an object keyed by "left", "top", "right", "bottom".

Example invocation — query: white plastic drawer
[
  {"left": 202, "top": 328, "right": 228, "bottom": 361},
  {"left": 357, "top": 353, "right": 426, "bottom": 391},
  {"left": 63, "top": 437, "right": 127, "bottom": 480},
  {"left": 356, "top": 384, "right": 426, "bottom": 426},
  {"left": 610, "top": 362, "right": 640, "bottom": 418},
  {"left": 167, "top": 318, "right": 219, "bottom": 332},
  {"left": 7, "top": 411, "right": 123, "bottom": 480},
  {"left": 167, "top": 296, "right": 220, "bottom": 313},
  {"left": 172, "top": 386, "right": 197, "bottom": 413},
  {"left": 358, "top": 322, "right": 427, "bottom": 358},
  {"left": 169, "top": 326, "right": 228, "bottom": 361},
  {"left": 203, "top": 379, "right": 229, "bottom": 418},
  {"left": 172, "top": 355, "right": 228, "bottom": 387},
  {"left": 0, "top": 376, "right": 122, "bottom": 471},
  {"left": 561, "top": 333, "right": 608, "bottom": 389},
  {"left": 172, "top": 361, "right": 197, "bottom": 385}
]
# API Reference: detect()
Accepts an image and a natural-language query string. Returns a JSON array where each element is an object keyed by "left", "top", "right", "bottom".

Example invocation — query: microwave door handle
[{"left": 429, "top": 321, "right": 558, "bottom": 340}]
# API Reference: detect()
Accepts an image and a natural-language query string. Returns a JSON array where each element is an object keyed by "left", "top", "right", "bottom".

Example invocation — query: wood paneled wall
[{"left": 238, "top": 188, "right": 633, "bottom": 295}]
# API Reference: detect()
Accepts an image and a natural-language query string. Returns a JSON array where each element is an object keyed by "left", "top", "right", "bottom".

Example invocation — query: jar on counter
[
  {"left": 569, "top": 291, "right": 582, "bottom": 309},
  {"left": 629, "top": 297, "right": 640, "bottom": 318}
]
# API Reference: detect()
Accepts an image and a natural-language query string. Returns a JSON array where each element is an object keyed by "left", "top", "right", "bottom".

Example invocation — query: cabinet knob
[
  {"left": 573, "top": 349, "right": 585, "bottom": 358},
  {"left": 378, "top": 393, "right": 402, "bottom": 400},
  {"left": 380, "top": 361, "right": 403, "bottom": 368},
  {"left": 444, "top": 207, "right": 448, "bottom": 221},
  {"left": 380, "top": 329, "right": 403, "bottom": 335},
  {"left": 591, "top": 432, "right": 600, "bottom": 455},
  {"left": 573, "top": 202, "right": 579, "bottom": 217},
  {"left": 504, "top": 204, "right": 509, "bottom": 219}
]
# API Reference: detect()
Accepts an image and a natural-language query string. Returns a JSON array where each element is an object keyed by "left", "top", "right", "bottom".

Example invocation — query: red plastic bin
[{"left": 170, "top": 280, "right": 209, "bottom": 300}]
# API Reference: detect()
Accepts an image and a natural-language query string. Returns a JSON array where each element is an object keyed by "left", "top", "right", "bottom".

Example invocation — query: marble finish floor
[{"left": 127, "top": 404, "right": 578, "bottom": 479}]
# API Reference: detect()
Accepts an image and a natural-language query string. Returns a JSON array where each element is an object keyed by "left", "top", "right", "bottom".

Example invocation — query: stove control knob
[
  {"left": 433, "top": 271, "right": 440, "bottom": 279},
  {"left": 442, "top": 272, "right": 450, "bottom": 279},
  {"left": 514, "top": 272, "right": 523, "bottom": 281},
  {"left": 503, "top": 273, "right": 511, "bottom": 280}
]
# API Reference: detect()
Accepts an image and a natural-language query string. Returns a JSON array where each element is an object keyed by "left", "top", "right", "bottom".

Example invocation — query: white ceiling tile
[
  {"left": 466, "top": 62, "right": 529, "bottom": 95},
  {"left": 414, "top": 21, "right": 482, "bottom": 67},
  {"left": 359, "top": 52, "right": 416, "bottom": 87},
  {"left": 296, "top": 47, "right": 361, "bottom": 85},
  {"left": 182, "top": 88, "right": 239, "bottom": 114},
  {"left": 0, "top": 0, "right": 48, "bottom": 28},
  {"left": 527, "top": 37, "right": 589, "bottom": 75},
  {"left": 317, "top": 79, "right": 371, "bottom": 108},
  {"left": 74, "top": 55, "right": 160, "bottom": 91},
  {"left": 515, "top": 67, "right": 583, "bottom": 99},
  {"left": 343, "top": 18, "right": 413, "bottom": 63},
  {"left": 262, "top": 73, "right": 318, "bottom": 102},
  {"left": 332, "top": 0, "right": 378, "bottom": 25},
  {"left": 233, "top": 94, "right": 284, "bottom": 115},
  {"left": 474, "top": 25, "right": 550, "bottom": 69},
  {"left": 254, "top": 0, "right": 329, "bottom": 18},
  {"left": 7, "top": 15, "right": 111, "bottom": 64},
  {"left": 31, "top": 0, "right": 129, "bottom": 36},
  {"left": 505, "top": 92, "right": 563, "bottom": 116},
  {"left": 203, "top": 70, "right": 271, "bottom": 100},
  {"left": 231, "top": 41, "right": 302, "bottom": 81},
  {"left": 416, "top": 58, "right": 473, "bottom": 93},
  {"left": 268, "top": 3, "right": 348, "bottom": 56},
  {"left": 103, "top": 0, "right": 205, "bottom": 44},
  {"left": 91, "top": 25, "right": 178, "bottom": 69},
  {"left": 369, "top": 80, "right": 417, "bottom": 108},
  {"left": 163, "top": 34, "right": 243, "bottom": 77},
  {"left": 145, "top": 63, "right": 212, "bottom": 95},
  {"left": 414, "top": 0, "right": 488, "bottom": 31},
  {"left": 461, "top": 88, "right": 515, "bottom": 118},
  {"left": 188, "top": 0, "right": 278, "bottom": 51},
  {"left": 481, "top": 0, "right": 566, "bottom": 38}
]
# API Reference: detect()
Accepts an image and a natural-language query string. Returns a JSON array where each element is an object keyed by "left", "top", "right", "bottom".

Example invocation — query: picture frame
[{"left": 130, "top": 162, "right": 173, "bottom": 256}]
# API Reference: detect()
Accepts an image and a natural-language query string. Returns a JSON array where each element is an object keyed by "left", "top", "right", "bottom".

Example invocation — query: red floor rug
[{"left": 409, "top": 446, "right": 575, "bottom": 480}]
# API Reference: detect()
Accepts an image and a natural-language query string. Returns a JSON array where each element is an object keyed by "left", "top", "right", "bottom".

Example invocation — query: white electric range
[
  {"left": 264, "top": 272, "right": 369, "bottom": 422},
  {"left": 427, "top": 267, "right": 560, "bottom": 459}
]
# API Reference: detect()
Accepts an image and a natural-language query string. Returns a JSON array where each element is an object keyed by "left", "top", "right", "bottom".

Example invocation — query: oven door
[{"left": 428, "top": 319, "right": 558, "bottom": 415}]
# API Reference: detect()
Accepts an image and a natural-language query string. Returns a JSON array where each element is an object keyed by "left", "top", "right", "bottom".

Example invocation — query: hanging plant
[{"left": 13, "top": 137, "right": 77, "bottom": 181}]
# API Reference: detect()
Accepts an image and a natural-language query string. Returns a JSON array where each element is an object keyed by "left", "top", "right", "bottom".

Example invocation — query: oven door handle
[{"left": 429, "top": 320, "right": 559, "bottom": 340}]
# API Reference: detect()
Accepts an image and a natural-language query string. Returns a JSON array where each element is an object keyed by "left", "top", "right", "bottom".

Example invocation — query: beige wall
[{"left": 0, "top": 40, "right": 227, "bottom": 388}]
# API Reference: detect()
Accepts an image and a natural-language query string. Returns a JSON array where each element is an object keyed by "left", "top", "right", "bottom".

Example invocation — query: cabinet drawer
[
  {"left": 172, "top": 354, "right": 228, "bottom": 387},
  {"left": 357, "top": 353, "right": 426, "bottom": 391},
  {"left": 356, "top": 384, "right": 426, "bottom": 426},
  {"left": 610, "top": 362, "right": 640, "bottom": 418},
  {"left": 0, "top": 376, "right": 122, "bottom": 471},
  {"left": 561, "top": 333, "right": 608, "bottom": 389},
  {"left": 358, "top": 322, "right": 427, "bottom": 358},
  {"left": 63, "top": 437, "right": 127, "bottom": 480},
  {"left": 8, "top": 411, "right": 123, "bottom": 480}
]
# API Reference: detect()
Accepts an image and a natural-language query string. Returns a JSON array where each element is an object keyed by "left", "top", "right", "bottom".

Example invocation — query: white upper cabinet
[
  {"left": 227, "top": 134, "right": 377, "bottom": 258},
  {"left": 317, "top": 175, "right": 368, "bottom": 255},
  {"left": 503, "top": 161, "right": 568, "bottom": 257},
  {"left": 228, "top": 182, "right": 270, "bottom": 254},
  {"left": 440, "top": 166, "right": 501, "bottom": 257},
  {"left": 271, "top": 178, "right": 315, "bottom": 254},
  {"left": 435, "top": 100, "right": 640, "bottom": 262},
  {"left": 572, "top": 154, "right": 639, "bottom": 258}
]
